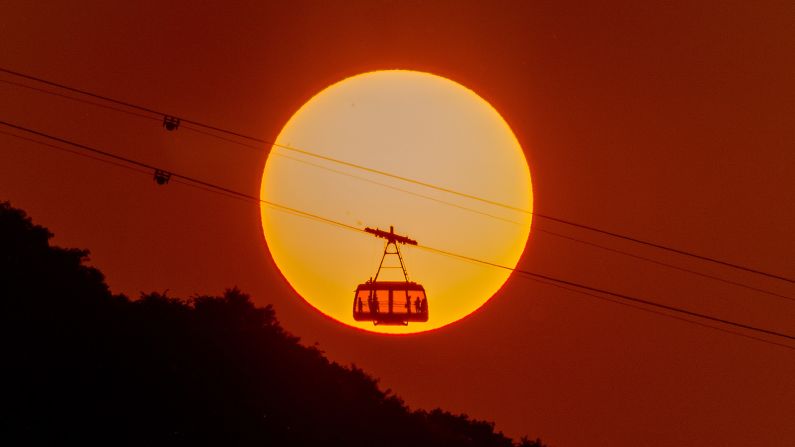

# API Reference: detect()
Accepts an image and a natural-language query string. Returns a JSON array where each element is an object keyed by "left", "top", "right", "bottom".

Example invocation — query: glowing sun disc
[{"left": 260, "top": 70, "right": 533, "bottom": 334}]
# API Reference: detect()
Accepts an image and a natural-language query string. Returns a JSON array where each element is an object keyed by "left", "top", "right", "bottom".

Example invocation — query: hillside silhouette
[{"left": 0, "top": 201, "right": 545, "bottom": 446}]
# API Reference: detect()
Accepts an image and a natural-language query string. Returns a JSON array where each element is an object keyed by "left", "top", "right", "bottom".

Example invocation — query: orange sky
[{"left": 1, "top": 2, "right": 794, "bottom": 445}]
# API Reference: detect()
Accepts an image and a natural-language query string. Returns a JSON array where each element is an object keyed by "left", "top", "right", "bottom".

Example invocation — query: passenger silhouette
[
  {"left": 414, "top": 297, "right": 421, "bottom": 313},
  {"left": 405, "top": 295, "right": 411, "bottom": 313},
  {"left": 357, "top": 296, "right": 363, "bottom": 313}
]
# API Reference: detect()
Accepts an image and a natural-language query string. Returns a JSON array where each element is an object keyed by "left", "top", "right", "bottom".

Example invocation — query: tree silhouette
[{"left": 0, "top": 201, "right": 546, "bottom": 446}]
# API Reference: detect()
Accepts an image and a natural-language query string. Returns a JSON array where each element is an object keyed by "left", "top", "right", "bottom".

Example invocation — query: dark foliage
[{"left": 0, "top": 201, "right": 546, "bottom": 447}]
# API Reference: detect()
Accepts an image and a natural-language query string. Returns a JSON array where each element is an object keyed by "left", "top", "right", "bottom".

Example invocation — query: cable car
[
  {"left": 162, "top": 115, "right": 180, "bottom": 131},
  {"left": 153, "top": 169, "right": 171, "bottom": 185},
  {"left": 353, "top": 226, "right": 428, "bottom": 326}
]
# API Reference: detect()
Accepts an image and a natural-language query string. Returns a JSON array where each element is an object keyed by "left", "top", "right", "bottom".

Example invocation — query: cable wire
[
  {"left": 415, "top": 244, "right": 794, "bottom": 341},
  {"left": 1, "top": 65, "right": 792, "bottom": 284},
  {"left": 267, "top": 145, "right": 792, "bottom": 301},
  {"left": 0, "top": 78, "right": 158, "bottom": 122},
  {"left": 1, "top": 120, "right": 793, "bottom": 349},
  {"left": 529, "top": 277, "right": 795, "bottom": 351},
  {"left": 535, "top": 228, "right": 793, "bottom": 302},
  {"left": 272, "top": 147, "right": 793, "bottom": 302},
  {"left": 0, "top": 120, "right": 363, "bottom": 235},
  {"left": 272, "top": 151, "right": 525, "bottom": 225},
  {"left": 533, "top": 213, "right": 794, "bottom": 284}
]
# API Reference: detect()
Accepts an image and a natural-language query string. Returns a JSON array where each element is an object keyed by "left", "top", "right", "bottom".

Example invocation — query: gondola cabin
[
  {"left": 353, "top": 281, "right": 428, "bottom": 325},
  {"left": 353, "top": 226, "right": 429, "bottom": 326}
]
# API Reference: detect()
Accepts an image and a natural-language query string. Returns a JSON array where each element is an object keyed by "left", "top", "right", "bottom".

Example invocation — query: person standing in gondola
[
  {"left": 414, "top": 296, "right": 421, "bottom": 314},
  {"left": 405, "top": 295, "right": 411, "bottom": 313}
]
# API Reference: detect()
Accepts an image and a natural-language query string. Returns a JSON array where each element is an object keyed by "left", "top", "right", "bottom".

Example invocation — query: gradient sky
[{"left": 2, "top": 2, "right": 794, "bottom": 446}]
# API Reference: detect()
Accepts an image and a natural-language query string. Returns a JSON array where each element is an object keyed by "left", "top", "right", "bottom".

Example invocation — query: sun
[{"left": 260, "top": 70, "right": 533, "bottom": 334}]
